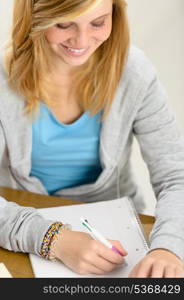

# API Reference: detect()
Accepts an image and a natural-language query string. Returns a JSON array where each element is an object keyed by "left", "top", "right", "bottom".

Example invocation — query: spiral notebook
[{"left": 29, "top": 197, "right": 149, "bottom": 278}]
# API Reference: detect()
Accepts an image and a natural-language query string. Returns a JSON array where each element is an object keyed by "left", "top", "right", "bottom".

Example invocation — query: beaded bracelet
[
  {"left": 40, "top": 222, "right": 71, "bottom": 261},
  {"left": 48, "top": 223, "right": 72, "bottom": 261},
  {"left": 40, "top": 222, "right": 63, "bottom": 260}
]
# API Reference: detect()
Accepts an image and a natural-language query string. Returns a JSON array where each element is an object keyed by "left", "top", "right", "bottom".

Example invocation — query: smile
[{"left": 61, "top": 44, "right": 89, "bottom": 56}]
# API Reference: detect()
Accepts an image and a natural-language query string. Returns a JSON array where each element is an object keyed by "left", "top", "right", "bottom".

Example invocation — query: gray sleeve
[
  {"left": 0, "top": 102, "right": 57, "bottom": 255},
  {"left": 0, "top": 196, "right": 55, "bottom": 255},
  {"left": 133, "top": 73, "right": 184, "bottom": 260},
  {"left": 0, "top": 115, "right": 55, "bottom": 255}
]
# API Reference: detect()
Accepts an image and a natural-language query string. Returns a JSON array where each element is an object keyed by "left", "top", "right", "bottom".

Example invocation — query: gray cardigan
[{"left": 1, "top": 46, "right": 184, "bottom": 260}]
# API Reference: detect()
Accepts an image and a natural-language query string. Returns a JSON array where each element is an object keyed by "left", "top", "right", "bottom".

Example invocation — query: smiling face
[{"left": 45, "top": 0, "right": 113, "bottom": 74}]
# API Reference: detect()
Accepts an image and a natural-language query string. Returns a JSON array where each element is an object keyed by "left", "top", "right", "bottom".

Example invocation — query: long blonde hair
[{"left": 4, "top": 0, "right": 130, "bottom": 118}]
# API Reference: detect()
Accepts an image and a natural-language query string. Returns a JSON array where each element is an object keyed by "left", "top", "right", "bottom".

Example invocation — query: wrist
[
  {"left": 49, "top": 223, "right": 72, "bottom": 261},
  {"left": 148, "top": 248, "right": 182, "bottom": 261},
  {"left": 40, "top": 222, "right": 71, "bottom": 261}
]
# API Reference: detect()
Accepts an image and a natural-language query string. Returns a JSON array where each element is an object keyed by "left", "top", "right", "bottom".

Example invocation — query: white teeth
[
  {"left": 68, "top": 48, "right": 86, "bottom": 53},
  {"left": 66, "top": 46, "right": 86, "bottom": 53}
]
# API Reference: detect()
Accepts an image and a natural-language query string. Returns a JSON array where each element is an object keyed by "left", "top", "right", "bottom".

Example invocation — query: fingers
[
  {"left": 109, "top": 240, "right": 128, "bottom": 256},
  {"left": 150, "top": 261, "right": 165, "bottom": 278},
  {"left": 175, "top": 267, "right": 184, "bottom": 278},
  {"left": 129, "top": 259, "right": 184, "bottom": 278},
  {"left": 75, "top": 260, "right": 111, "bottom": 276},
  {"left": 76, "top": 240, "right": 127, "bottom": 275},
  {"left": 96, "top": 240, "right": 127, "bottom": 265},
  {"left": 77, "top": 261, "right": 116, "bottom": 276},
  {"left": 164, "top": 266, "right": 177, "bottom": 278},
  {"left": 164, "top": 265, "right": 184, "bottom": 278},
  {"left": 85, "top": 265, "right": 107, "bottom": 275},
  {"left": 152, "top": 265, "right": 183, "bottom": 278},
  {"left": 129, "top": 260, "right": 152, "bottom": 278},
  {"left": 76, "top": 251, "right": 123, "bottom": 275},
  {"left": 90, "top": 254, "right": 120, "bottom": 274}
]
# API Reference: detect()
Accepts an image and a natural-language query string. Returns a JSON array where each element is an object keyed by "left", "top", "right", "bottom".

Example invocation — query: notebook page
[
  {"left": 0, "top": 263, "right": 12, "bottom": 278},
  {"left": 29, "top": 197, "right": 149, "bottom": 278}
]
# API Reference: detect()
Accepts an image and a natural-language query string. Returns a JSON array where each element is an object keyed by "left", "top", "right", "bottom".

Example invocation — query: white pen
[{"left": 80, "top": 217, "right": 126, "bottom": 256}]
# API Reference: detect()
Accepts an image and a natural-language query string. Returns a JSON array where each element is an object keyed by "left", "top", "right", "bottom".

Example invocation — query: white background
[{"left": 0, "top": 0, "right": 184, "bottom": 215}]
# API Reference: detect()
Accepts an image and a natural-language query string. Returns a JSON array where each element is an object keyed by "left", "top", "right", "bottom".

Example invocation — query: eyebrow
[
  {"left": 65, "top": 13, "right": 111, "bottom": 24},
  {"left": 92, "top": 13, "right": 111, "bottom": 21}
]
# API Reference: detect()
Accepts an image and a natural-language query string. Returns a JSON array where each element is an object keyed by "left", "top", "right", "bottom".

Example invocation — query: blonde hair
[{"left": 4, "top": 0, "right": 130, "bottom": 118}]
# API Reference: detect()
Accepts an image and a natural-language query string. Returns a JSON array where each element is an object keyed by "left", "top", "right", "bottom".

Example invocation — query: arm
[
  {"left": 0, "top": 197, "right": 55, "bottom": 255},
  {"left": 0, "top": 196, "right": 127, "bottom": 274},
  {"left": 0, "top": 122, "right": 55, "bottom": 254},
  {"left": 131, "top": 70, "right": 184, "bottom": 277}
]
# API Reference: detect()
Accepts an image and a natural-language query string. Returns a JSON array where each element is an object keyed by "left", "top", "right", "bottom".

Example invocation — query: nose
[{"left": 70, "top": 27, "right": 90, "bottom": 48}]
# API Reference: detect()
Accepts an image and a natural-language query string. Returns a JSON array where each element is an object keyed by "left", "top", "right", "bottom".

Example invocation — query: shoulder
[
  {"left": 121, "top": 45, "right": 157, "bottom": 88},
  {"left": 0, "top": 53, "right": 7, "bottom": 85},
  {"left": 0, "top": 52, "right": 11, "bottom": 92},
  {"left": 0, "top": 57, "right": 25, "bottom": 116},
  {"left": 111, "top": 45, "right": 160, "bottom": 116}
]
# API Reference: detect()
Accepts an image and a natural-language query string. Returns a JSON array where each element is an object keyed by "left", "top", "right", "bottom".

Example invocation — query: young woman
[{"left": 0, "top": 0, "right": 184, "bottom": 277}]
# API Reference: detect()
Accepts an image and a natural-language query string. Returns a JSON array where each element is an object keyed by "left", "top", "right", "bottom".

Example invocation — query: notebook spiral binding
[{"left": 125, "top": 197, "right": 150, "bottom": 251}]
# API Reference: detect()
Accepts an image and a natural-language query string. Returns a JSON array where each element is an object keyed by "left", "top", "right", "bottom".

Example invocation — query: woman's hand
[
  {"left": 53, "top": 229, "right": 128, "bottom": 275},
  {"left": 129, "top": 249, "right": 184, "bottom": 278}
]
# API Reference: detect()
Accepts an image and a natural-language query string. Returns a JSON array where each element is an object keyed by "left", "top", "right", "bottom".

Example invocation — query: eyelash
[{"left": 56, "top": 22, "right": 105, "bottom": 30}]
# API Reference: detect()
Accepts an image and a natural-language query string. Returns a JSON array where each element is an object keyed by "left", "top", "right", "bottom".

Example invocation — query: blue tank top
[{"left": 30, "top": 103, "right": 102, "bottom": 194}]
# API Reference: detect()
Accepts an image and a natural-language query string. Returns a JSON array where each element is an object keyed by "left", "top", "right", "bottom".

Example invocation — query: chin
[{"left": 64, "top": 55, "right": 92, "bottom": 66}]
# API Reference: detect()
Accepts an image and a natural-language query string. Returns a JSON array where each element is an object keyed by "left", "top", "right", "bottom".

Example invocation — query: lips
[
  {"left": 62, "top": 44, "right": 87, "bottom": 50},
  {"left": 60, "top": 44, "right": 89, "bottom": 57}
]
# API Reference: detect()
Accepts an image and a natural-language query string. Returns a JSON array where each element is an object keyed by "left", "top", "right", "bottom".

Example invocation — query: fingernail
[{"left": 112, "top": 246, "right": 126, "bottom": 256}]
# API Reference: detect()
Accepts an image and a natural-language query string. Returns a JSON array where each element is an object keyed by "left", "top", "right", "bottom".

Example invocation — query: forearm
[
  {"left": 149, "top": 190, "right": 184, "bottom": 261},
  {"left": 133, "top": 72, "right": 184, "bottom": 261},
  {"left": 0, "top": 196, "right": 54, "bottom": 255}
]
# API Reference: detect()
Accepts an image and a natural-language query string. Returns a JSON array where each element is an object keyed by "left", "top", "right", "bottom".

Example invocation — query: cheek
[
  {"left": 45, "top": 27, "right": 68, "bottom": 44},
  {"left": 96, "top": 23, "right": 112, "bottom": 42},
  {"left": 100, "top": 29, "right": 111, "bottom": 41}
]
